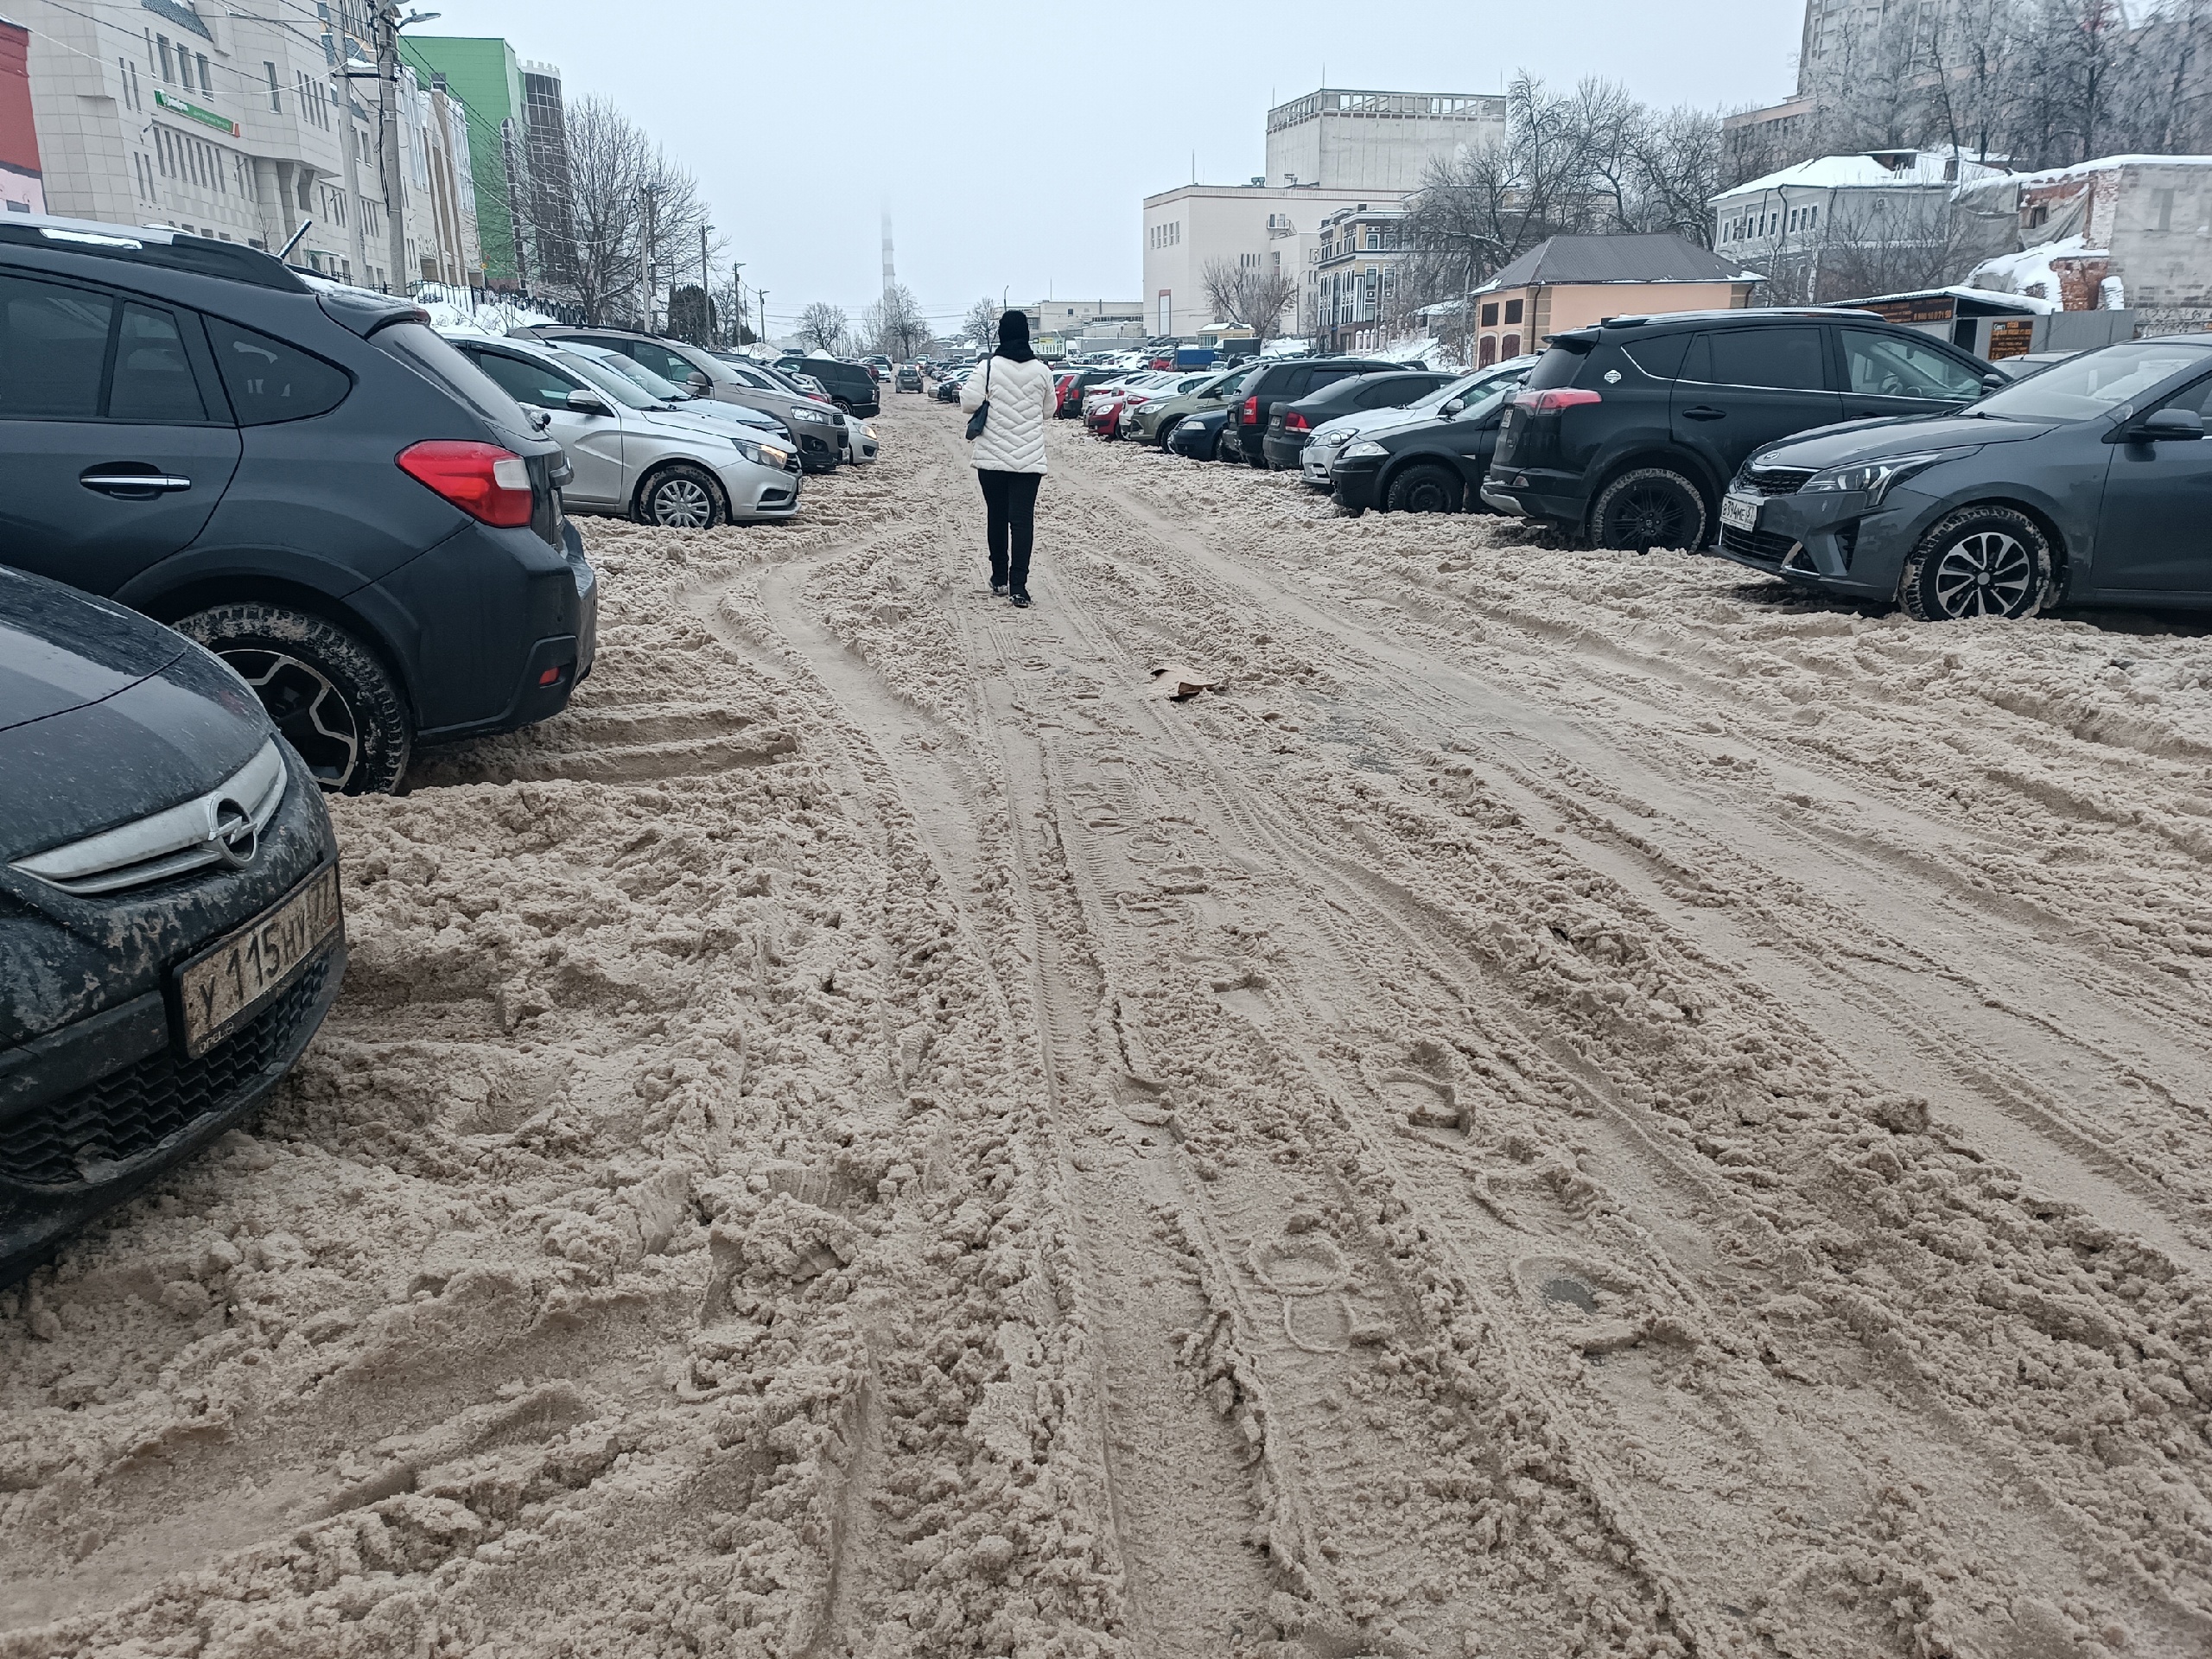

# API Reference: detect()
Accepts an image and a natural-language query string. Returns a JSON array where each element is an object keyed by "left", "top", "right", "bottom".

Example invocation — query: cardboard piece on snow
[{"left": 1149, "top": 663, "right": 1220, "bottom": 702}]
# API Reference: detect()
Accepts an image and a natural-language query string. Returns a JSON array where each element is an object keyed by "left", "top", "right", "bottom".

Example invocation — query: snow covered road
[{"left": 6, "top": 400, "right": 2212, "bottom": 1658}]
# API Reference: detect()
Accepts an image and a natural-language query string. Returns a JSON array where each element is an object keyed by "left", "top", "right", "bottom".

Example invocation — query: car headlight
[
  {"left": 1801, "top": 448, "right": 1975, "bottom": 505},
  {"left": 861, "top": 423, "right": 877, "bottom": 440},
  {"left": 758, "top": 442, "right": 791, "bottom": 468},
  {"left": 791, "top": 407, "right": 832, "bottom": 423},
  {"left": 1342, "top": 440, "right": 1388, "bottom": 459}
]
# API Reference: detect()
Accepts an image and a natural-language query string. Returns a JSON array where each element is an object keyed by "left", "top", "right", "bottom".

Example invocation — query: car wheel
[
  {"left": 638, "top": 463, "right": 725, "bottom": 530},
  {"left": 174, "top": 602, "right": 410, "bottom": 794},
  {"left": 1157, "top": 417, "right": 1181, "bottom": 448},
  {"left": 1898, "top": 505, "right": 2051, "bottom": 621},
  {"left": 1590, "top": 467, "right": 1709, "bottom": 552},
  {"left": 1385, "top": 464, "right": 1463, "bottom": 514},
  {"left": 833, "top": 397, "right": 853, "bottom": 414}
]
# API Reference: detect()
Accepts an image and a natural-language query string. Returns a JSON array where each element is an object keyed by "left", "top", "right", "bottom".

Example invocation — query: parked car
[
  {"left": 2, "top": 568, "right": 345, "bottom": 1283},
  {"left": 1262, "top": 368, "right": 1458, "bottom": 470},
  {"left": 1169, "top": 406, "right": 1230, "bottom": 461},
  {"left": 1058, "top": 365, "right": 1128, "bottom": 417},
  {"left": 779, "top": 355, "right": 880, "bottom": 416},
  {"left": 1329, "top": 364, "right": 1538, "bottom": 515},
  {"left": 1132, "top": 366, "right": 1256, "bottom": 451},
  {"left": 1227, "top": 357, "right": 1400, "bottom": 467},
  {"left": 444, "top": 334, "right": 800, "bottom": 527},
  {"left": 1300, "top": 359, "right": 1539, "bottom": 487},
  {"left": 520, "top": 326, "right": 845, "bottom": 473},
  {"left": 1, "top": 215, "right": 595, "bottom": 795},
  {"left": 862, "top": 354, "right": 892, "bottom": 383},
  {"left": 1713, "top": 336, "right": 2212, "bottom": 618},
  {"left": 844, "top": 415, "right": 880, "bottom": 464},
  {"left": 895, "top": 363, "right": 924, "bottom": 392},
  {"left": 571, "top": 342, "right": 793, "bottom": 442},
  {"left": 933, "top": 368, "right": 971, "bottom": 404},
  {"left": 1480, "top": 308, "right": 1999, "bottom": 550}
]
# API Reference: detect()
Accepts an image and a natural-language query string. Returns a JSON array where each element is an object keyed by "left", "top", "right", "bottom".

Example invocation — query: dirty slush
[{"left": 6, "top": 402, "right": 2212, "bottom": 1659}]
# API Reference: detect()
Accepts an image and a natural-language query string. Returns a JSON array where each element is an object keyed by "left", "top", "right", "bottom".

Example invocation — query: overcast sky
[{"left": 413, "top": 0, "right": 1803, "bottom": 334}]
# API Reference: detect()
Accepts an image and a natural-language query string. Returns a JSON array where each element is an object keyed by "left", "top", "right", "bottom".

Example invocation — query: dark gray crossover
[
  {"left": 2, "top": 569, "right": 343, "bottom": 1283},
  {"left": 1713, "top": 337, "right": 2212, "bottom": 617},
  {"left": 0, "top": 214, "right": 597, "bottom": 793}
]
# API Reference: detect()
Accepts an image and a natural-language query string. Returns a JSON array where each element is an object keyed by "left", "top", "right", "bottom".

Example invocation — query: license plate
[
  {"left": 1720, "top": 493, "right": 1763, "bottom": 532},
  {"left": 175, "top": 863, "right": 343, "bottom": 1058}
]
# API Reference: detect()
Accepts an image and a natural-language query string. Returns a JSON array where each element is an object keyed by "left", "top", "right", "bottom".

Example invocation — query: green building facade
[{"left": 400, "top": 36, "right": 526, "bottom": 288}]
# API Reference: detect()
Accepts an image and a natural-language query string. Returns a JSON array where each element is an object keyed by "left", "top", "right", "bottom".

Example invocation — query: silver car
[
  {"left": 1300, "top": 356, "right": 1541, "bottom": 488},
  {"left": 444, "top": 333, "right": 801, "bottom": 527},
  {"left": 561, "top": 341, "right": 791, "bottom": 443}
]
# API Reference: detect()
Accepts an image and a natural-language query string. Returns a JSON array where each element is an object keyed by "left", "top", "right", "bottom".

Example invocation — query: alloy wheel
[
  {"left": 651, "top": 478, "right": 715, "bottom": 528},
  {"left": 220, "top": 648, "right": 359, "bottom": 787},
  {"left": 1605, "top": 481, "right": 1694, "bottom": 549},
  {"left": 1930, "top": 530, "right": 2033, "bottom": 617}
]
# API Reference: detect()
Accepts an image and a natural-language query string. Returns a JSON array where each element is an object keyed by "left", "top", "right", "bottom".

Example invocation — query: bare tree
[
  {"left": 1202, "top": 257, "right": 1300, "bottom": 345},
  {"left": 563, "top": 96, "right": 651, "bottom": 326},
  {"left": 797, "top": 302, "right": 847, "bottom": 353},
  {"left": 963, "top": 296, "right": 1001, "bottom": 353},
  {"left": 1813, "top": 194, "right": 1980, "bottom": 299},
  {"left": 861, "top": 283, "right": 929, "bottom": 359}
]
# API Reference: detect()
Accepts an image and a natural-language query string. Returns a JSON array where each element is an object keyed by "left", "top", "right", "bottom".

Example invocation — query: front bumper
[
  {"left": 1301, "top": 443, "right": 1342, "bottom": 486},
  {"left": 1331, "top": 457, "right": 1385, "bottom": 510},
  {"left": 1707, "top": 483, "right": 1917, "bottom": 599},
  {"left": 0, "top": 746, "right": 344, "bottom": 1284},
  {"left": 719, "top": 454, "right": 804, "bottom": 519}
]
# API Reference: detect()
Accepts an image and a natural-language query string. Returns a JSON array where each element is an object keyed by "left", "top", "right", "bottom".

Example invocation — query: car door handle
[
  {"left": 1681, "top": 406, "right": 1727, "bottom": 422},
  {"left": 80, "top": 468, "right": 194, "bottom": 494}
]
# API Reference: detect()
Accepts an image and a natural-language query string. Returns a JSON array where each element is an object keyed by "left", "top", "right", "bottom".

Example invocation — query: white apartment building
[
  {"left": 15, "top": 0, "right": 477, "bottom": 290},
  {"left": 1142, "top": 182, "right": 1384, "bottom": 337},
  {"left": 1263, "top": 88, "right": 1503, "bottom": 193}
]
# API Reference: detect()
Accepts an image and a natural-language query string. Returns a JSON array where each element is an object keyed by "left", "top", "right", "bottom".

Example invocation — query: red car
[
  {"left": 1053, "top": 368, "right": 1086, "bottom": 417},
  {"left": 1086, "top": 390, "right": 1135, "bottom": 437}
]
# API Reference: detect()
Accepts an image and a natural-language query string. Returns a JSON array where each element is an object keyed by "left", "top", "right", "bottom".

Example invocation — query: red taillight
[
  {"left": 397, "top": 440, "right": 534, "bottom": 527},
  {"left": 1518, "top": 388, "right": 1604, "bottom": 414},
  {"left": 1243, "top": 396, "right": 1259, "bottom": 423},
  {"left": 1285, "top": 410, "right": 1310, "bottom": 432}
]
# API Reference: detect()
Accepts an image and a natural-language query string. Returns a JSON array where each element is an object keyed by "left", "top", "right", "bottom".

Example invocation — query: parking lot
[{"left": 8, "top": 396, "right": 2212, "bottom": 1657}]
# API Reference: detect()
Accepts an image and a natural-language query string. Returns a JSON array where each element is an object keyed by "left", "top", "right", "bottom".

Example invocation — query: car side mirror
[
  {"left": 2121, "top": 406, "right": 2205, "bottom": 442},
  {"left": 687, "top": 370, "right": 713, "bottom": 394},
  {"left": 1980, "top": 371, "right": 2007, "bottom": 394},
  {"left": 1440, "top": 397, "right": 1466, "bottom": 416},
  {"left": 565, "top": 388, "right": 610, "bottom": 416}
]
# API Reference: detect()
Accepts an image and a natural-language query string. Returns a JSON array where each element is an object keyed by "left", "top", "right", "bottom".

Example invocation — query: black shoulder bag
[{"left": 965, "top": 355, "right": 993, "bottom": 441}]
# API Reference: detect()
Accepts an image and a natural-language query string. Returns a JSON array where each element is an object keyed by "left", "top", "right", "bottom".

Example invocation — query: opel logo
[{"left": 210, "top": 799, "right": 258, "bottom": 870}]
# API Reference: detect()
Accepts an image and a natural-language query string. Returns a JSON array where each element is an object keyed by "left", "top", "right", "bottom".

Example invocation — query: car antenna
[{"left": 277, "top": 217, "right": 314, "bottom": 262}]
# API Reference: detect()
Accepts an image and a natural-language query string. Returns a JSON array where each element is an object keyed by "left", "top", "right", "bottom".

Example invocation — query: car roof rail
[{"left": 0, "top": 212, "right": 308, "bottom": 293}]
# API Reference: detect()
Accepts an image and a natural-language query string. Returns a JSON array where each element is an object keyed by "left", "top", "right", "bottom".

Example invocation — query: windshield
[
  {"left": 1974, "top": 340, "right": 2212, "bottom": 422},
  {"left": 1452, "top": 379, "right": 1523, "bottom": 423},
  {"left": 550, "top": 348, "right": 665, "bottom": 410},
  {"left": 564, "top": 342, "right": 690, "bottom": 401}
]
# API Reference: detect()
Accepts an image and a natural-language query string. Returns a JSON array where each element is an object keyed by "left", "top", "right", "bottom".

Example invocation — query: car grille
[
  {"left": 1739, "top": 465, "right": 1816, "bottom": 496},
  {"left": 0, "top": 950, "right": 336, "bottom": 1191},
  {"left": 1720, "top": 524, "right": 1801, "bottom": 563}
]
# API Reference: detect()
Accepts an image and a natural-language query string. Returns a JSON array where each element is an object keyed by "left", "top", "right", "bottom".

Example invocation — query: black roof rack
[{"left": 0, "top": 213, "right": 308, "bottom": 293}]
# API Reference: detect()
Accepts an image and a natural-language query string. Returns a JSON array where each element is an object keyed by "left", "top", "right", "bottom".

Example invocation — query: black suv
[
  {"left": 1227, "top": 357, "right": 1398, "bottom": 468},
  {"left": 3, "top": 569, "right": 344, "bottom": 1282},
  {"left": 779, "top": 355, "right": 880, "bottom": 417},
  {"left": 1, "top": 215, "right": 596, "bottom": 793},
  {"left": 1262, "top": 368, "right": 1457, "bottom": 470},
  {"left": 1481, "top": 309, "right": 1998, "bottom": 550}
]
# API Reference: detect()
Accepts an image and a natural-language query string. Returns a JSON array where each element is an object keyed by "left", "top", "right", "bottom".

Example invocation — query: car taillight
[
  {"left": 1243, "top": 396, "right": 1258, "bottom": 423},
  {"left": 1285, "top": 410, "right": 1310, "bottom": 432},
  {"left": 1517, "top": 388, "right": 1604, "bottom": 414},
  {"left": 396, "top": 441, "right": 534, "bottom": 527}
]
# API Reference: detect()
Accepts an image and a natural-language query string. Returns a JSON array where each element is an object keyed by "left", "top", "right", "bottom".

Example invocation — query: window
[
  {"left": 469, "top": 348, "right": 582, "bottom": 410},
  {"left": 1480, "top": 302, "right": 1498, "bottom": 327},
  {"left": 1501, "top": 334, "right": 1520, "bottom": 357},
  {"left": 197, "top": 54, "right": 211, "bottom": 93},
  {"left": 2156, "top": 188, "right": 2177, "bottom": 232},
  {"left": 1685, "top": 327, "right": 1827, "bottom": 390},
  {"left": 0, "top": 276, "right": 112, "bottom": 417},
  {"left": 1841, "top": 328, "right": 1983, "bottom": 401},
  {"left": 109, "top": 303, "right": 207, "bottom": 422},
  {"left": 1503, "top": 298, "right": 1523, "bottom": 325},
  {"left": 157, "top": 35, "right": 173, "bottom": 81},
  {"left": 1478, "top": 335, "right": 1497, "bottom": 366},
  {"left": 1622, "top": 334, "right": 1692, "bottom": 380},
  {"left": 266, "top": 62, "right": 282, "bottom": 111}
]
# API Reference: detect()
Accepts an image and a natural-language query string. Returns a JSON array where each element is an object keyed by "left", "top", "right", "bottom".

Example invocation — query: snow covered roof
[
  {"left": 1713, "top": 150, "right": 2008, "bottom": 203},
  {"left": 1967, "top": 237, "right": 2107, "bottom": 302},
  {"left": 1849, "top": 283, "right": 2060, "bottom": 315},
  {"left": 2003, "top": 154, "right": 2212, "bottom": 189},
  {"left": 1475, "top": 233, "right": 1760, "bottom": 292}
]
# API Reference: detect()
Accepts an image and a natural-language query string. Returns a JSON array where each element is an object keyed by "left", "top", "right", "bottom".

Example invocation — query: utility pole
[
  {"left": 640, "top": 181, "right": 659, "bottom": 332},
  {"left": 372, "top": 3, "right": 435, "bottom": 295},
  {"left": 758, "top": 289, "right": 769, "bottom": 350},
  {"left": 732, "top": 260, "right": 746, "bottom": 347},
  {"left": 699, "top": 222, "right": 711, "bottom": 343}
]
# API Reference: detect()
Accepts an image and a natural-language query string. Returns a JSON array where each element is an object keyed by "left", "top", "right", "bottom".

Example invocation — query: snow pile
[{"left": 1969, "top": 234, "right": 2107, "bottom": 302}]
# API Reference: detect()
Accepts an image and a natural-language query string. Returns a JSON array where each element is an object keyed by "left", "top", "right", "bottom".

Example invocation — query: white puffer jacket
[{"left": 959, "top": 353, "right": 1055, "bottom": 474}]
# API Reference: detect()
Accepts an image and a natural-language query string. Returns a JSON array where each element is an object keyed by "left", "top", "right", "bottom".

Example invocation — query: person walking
[{"left": 960, "top": 309, "right": 1055, "bottom": 607}]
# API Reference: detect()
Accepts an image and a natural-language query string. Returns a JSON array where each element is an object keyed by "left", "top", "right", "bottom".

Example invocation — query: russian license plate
[
  {"left": 175, "top": 863, "right": 342, "bottom": 1058},
  {"left": 1720, "top": 493, "right": 1763, "bottom": 533}
]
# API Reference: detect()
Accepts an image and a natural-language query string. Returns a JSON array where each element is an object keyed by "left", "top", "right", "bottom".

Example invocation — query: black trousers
[{"left": 977, "top": 468, "right": 1042, "bottom": 594}]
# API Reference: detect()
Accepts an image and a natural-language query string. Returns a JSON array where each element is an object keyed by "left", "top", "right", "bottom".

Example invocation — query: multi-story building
[
  {"left": 1310, "top": 202, "right": 1410, "bottom": 352},
  {"left": 1263, "top": 88, "right": 1503, "bottom": 193},
  {"left": 401, "top": 35, "right": 569, "bottom": 297},
  {"left": 1962, "top": 156, "right": 2212, "bottom": 327},
  {"left": 11, "top": 0, "right": 480, "bottom": 292},
  {"left": 1142, "top": 182, "right": 1382, "bottom": 338},
  {"left": 1, "top": 14, "right": 41, "bottom": 213}
]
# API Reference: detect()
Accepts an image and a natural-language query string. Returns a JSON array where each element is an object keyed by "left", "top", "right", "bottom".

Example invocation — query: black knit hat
[{"left": 996, "top": 308, "right": 1034, "bottom": 361}]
